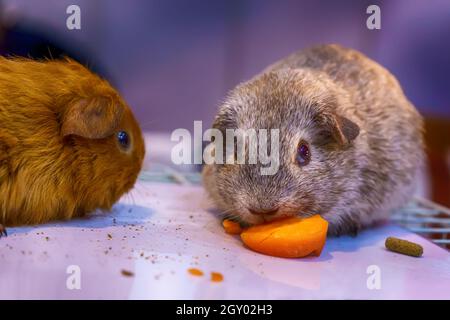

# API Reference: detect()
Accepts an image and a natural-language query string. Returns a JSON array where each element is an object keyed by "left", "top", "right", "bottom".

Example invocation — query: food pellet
[
  {"left": 385, "top": 237, "right": 423, "bottom": 257},
  {"left": 121, "top": 269, "right": 134, "bottom": 277},
  {"left": 188, "top": 268, "right": 204, "bottom": 276},
  {"left": 210, "top": 272, "right": 223, "bottom": 282}
]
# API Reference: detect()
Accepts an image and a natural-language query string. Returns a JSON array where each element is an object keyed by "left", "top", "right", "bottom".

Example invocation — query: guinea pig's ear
[
  {"left": 61, "top": 96, "right": 124, "bottom": 139},
  {"left": 320, "top": 113, "right": 360, "bottom": 146}
]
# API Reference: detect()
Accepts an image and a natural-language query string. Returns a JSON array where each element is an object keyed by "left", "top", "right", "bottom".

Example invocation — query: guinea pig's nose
[{"left": 248, "top": 207, "right": 279, "bottom": 216}]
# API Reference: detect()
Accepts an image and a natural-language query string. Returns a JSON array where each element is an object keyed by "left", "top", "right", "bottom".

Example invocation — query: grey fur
[{"left": 202, "top": 44, "right": 424, "bottom": 236}]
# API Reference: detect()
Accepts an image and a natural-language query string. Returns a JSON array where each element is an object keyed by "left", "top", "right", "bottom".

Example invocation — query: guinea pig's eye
[
  {"left": 117, "top": 131, "right": 130, "bottom": 150},
  {"left": 296, "top": 140, "right": 311, "bottom": 166}
]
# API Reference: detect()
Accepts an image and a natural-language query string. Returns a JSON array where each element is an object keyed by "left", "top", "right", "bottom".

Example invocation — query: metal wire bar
[{"left": 390, "top": 216, "right": 450, "bottom": 224}]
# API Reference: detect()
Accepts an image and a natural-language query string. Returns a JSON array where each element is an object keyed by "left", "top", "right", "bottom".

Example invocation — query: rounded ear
[
  {"left": 331, "top": 114, "right": 360, "bottom": 145},
  {"left": 317, "top": 113, "right": 360, "bottom": 146},
  {"left": 61, "top": 96, "right": 124, "bottom": 139}
]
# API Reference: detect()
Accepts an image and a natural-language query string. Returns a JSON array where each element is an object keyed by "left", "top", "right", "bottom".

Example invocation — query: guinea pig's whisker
[
  {"left": 217, "top": 208, "right": 237, "bottom": 219},
  {"left": 129, "top": 191, "right": 136, "bottom": 206},
  {"left": 219, "top": 207, "right": 237, "bottom": 216},
  {"left": 130, "top": 186, "right": 143, "bottom": 199},
  {"left": 122, "top": 191, "right": 134, "bottom": 206}
]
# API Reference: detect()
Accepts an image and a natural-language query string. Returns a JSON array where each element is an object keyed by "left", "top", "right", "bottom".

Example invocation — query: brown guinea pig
[
  {"left": 0, "top": 57, "right": 145, "bottom": 231},
  {"left": 203, "top": 44, "right": 424, "bottom": 236}
]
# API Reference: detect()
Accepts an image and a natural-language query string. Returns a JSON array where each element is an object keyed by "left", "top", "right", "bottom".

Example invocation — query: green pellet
[{"left": 385, "top": 237, "right": 423, "bottom": 257}]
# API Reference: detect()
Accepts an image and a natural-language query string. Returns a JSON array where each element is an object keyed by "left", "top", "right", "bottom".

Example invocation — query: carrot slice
[
  {"left": 222, "top": 219, "right": 243, "bottom": 235},
  {"left": 240, "top": 215, "right": 328, "bottom": 258},
  {"left": 210, "top": 272, "right": 224, "bottom": 282},
  {"left": 188, "top": 268, "right": 204, "bottom": 276}
]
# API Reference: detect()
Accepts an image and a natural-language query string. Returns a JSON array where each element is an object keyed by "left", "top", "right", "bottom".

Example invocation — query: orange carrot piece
[
  {"left": 240, "top": 215, "right": 328, "bottom": 258},
  {"left": 222, "top": 219, "right": 243, "bottom": 235}
]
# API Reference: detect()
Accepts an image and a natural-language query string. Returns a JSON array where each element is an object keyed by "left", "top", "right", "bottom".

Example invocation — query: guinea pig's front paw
[{"left": 0, "top": 224, "right": 7, "bottom": 238}]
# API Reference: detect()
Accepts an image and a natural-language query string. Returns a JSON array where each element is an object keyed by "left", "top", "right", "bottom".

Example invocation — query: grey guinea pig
[{"left": 202, "top": 44, "right": 424, "bottom": 236}]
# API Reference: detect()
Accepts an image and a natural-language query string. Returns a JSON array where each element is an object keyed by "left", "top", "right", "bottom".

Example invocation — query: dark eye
[
  {"left": 117, "top": 131, "right": 130, "bottom": 149},
  {"left": 296, "top": 141, "right": 311, "bottom": 166}
]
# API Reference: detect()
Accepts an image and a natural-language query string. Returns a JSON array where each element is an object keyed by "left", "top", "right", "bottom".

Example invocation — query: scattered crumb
[
  {"left": 107, "top": 234, "right": 112, "bottom": 240},
  {"left": 154, "top": 273, "right": 162, "bottom": 280},
  {"left": 45, "top": 237, "right": 49, "bottom": 241},
  {"left": 211, "top": 272, "right": 224, "bottom": 283},
  {"left": 121, "top": 269, "right": 134, "bottom": 277},
  {"left": 188, "top": 268, "right": 204, "bottom": 277}
]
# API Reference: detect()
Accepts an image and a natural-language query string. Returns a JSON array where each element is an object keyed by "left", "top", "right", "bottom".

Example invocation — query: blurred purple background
[{"left": 1, "top": 0, "right": 450, "bottom": 132}]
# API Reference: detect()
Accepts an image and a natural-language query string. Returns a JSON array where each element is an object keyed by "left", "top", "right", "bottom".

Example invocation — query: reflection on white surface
[
  {"left": 1, "top": 181, "right": 449, "bottom": 299},
  {"left": 239, "top": 253, "right": 323, "bottom": 291}
]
